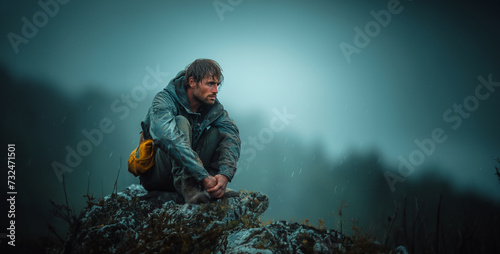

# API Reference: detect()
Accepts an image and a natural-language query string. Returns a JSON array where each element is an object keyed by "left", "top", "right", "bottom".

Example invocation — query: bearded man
[{"left": 130, "top": 59, "right": 241, "bottom": 204}]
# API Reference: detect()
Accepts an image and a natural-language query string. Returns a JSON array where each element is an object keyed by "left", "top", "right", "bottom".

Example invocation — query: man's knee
[
  {"left": 175, "top": 115, "right": 193, "bottom": 142},
  {"left": 175, "top": 115, "right": 190, "bottom": 133}
]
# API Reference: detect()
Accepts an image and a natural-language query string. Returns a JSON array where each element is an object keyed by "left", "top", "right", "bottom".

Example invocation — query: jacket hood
[{"left": 165, "top": 71, "right": 193, "bottom": 113}]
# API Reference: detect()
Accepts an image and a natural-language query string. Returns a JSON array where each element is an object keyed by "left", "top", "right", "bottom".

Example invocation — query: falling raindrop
[{"left": 291, "top": 171, "right": 295, "bottom": 178}]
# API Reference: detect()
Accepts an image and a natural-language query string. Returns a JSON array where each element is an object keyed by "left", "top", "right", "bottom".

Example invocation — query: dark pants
[{"left": 140, "top": 116, "right": 222, "bottom": 195}]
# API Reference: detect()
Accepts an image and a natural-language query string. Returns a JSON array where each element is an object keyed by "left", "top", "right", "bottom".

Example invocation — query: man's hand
[
  {"left": 201, "top": 175, "right": 217, "bottom": 190},
  {"left": 207, "top": 174, "right": 229, "bottom": 199}
]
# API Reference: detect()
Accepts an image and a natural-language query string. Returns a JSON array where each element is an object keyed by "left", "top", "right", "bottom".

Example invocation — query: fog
[{"left": 1, "top": 0, "right": 499, "bottom": 248}]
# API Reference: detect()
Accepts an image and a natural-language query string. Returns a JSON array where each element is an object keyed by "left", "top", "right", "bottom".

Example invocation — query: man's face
[{"left": 193, "top": 76, "right": 220, "bottom": 106}]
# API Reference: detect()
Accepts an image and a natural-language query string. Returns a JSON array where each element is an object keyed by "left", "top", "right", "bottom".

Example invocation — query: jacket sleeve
[
  {"left": 148, "top": 91, "right": 209, "bottom": 181},
  {"left": 213, "top": 110, "right": 241, "bottom": 181}
]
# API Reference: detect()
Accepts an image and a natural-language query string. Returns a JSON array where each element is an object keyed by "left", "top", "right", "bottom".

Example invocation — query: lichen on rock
[{"left": 60, "top": 184, "right": 403, "bottom": 253}]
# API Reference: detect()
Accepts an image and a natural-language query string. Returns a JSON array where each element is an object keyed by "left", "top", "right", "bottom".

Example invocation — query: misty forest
[{"left": 1, "top": 0, "right": 500, "bottom": 253}]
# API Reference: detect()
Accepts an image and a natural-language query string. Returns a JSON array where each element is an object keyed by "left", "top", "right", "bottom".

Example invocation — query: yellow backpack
[{"left": 128, "top": 133, "right": 155, "bottom": 177}]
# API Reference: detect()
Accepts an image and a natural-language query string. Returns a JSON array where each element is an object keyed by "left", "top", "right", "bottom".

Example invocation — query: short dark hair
[{"left": 184, "top": 59, "right": 224, "bottom": 87}]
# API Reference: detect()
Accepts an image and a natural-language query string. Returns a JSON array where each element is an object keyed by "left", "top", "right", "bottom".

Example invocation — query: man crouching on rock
[{"left": 129, "top": 59, "right": 241, "bottom": 204}]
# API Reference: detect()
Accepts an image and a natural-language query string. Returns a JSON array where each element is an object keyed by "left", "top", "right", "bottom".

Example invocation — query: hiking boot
[
  {"left": 184, "top": 189, "right": 211, "bottom": 204},
  {"left": 223, "top": 188, "right": 240, "bottom": 198}
]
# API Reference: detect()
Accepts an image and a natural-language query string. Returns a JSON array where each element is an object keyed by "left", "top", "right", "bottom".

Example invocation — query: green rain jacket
[{"left": 141, "top": 71, "right": 241, "bottom": 182}]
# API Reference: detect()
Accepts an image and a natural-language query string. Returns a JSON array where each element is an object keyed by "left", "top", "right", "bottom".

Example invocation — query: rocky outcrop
[{"left": 61, "top": 184, "right": 406, "bottom": 253}]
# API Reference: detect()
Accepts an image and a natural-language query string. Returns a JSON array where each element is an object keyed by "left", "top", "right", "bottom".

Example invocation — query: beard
[
  {"left": 194, "top": 84, "right": 217, "bottom": 105},
  {"left": 194, "top": 91, "right": 216, "bottom": 106},
  {"left": 196, "top": 95, "right": 216, "bottom": 105}
]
